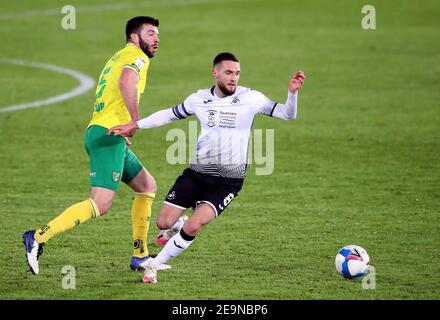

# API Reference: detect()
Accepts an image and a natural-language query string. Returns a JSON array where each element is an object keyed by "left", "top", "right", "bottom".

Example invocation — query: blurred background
[{"left": 0, "top": 0, "right": 439, "bottom": 299}]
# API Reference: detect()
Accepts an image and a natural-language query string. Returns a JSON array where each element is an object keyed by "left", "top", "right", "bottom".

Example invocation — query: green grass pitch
[{"left": 0, "top": 0, "right": 439, "bottom": 299}]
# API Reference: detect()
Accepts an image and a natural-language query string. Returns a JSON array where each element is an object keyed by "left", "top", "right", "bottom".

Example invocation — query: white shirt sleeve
[
  {"left": 137, "top": 107, "right": 178, "bottom": 129},
  {"left": 137, "top": 94, "right": 195, "bottom": 129},
  {"left": 271, "top": 91, "right": 298, "bottom": 120},
  {"left": 255, "top": 90, "right": 298, "bottom": 120},
  {"left": 171, "top": 94, "right": 195, "bottom": 120},
  {"left": 254, "top": 90, "right": 277, "bottom": 116}
]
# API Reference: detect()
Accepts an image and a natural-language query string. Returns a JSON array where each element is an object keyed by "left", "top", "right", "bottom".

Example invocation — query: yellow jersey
[{"left": 88, "top": 43, "right": 150, "bottom": 129}]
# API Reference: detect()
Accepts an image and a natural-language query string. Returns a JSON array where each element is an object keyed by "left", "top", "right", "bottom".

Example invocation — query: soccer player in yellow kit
[{"left": 23, "top": 16, "right": 166, "bottom": 274}]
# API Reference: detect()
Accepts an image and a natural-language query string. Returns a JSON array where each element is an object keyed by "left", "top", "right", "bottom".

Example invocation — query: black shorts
[{"left": 164, "top": 168, "right": 244, "bottom": 217}]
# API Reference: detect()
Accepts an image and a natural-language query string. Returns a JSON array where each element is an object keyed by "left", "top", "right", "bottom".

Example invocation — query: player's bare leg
[
  {"left": 181, "top": 202, "right": 216, "bottom": 236},
  {"left": 90, "top": 187, "right": 116, "bottom": 215},
  {"left": 155, "top": 204, "right": 187, "bottom": 246},
  {"left": 127, "top": 167, "right": 156, "bottom": 194},
  {"left": 143, "top": 203, "right": 215, "bottom": 283}
]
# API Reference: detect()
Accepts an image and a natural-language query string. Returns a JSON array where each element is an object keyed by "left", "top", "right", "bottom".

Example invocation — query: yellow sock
[
  {"left": 34, "top": 199, "right": 100, "bottom": 243},
  {"left": 131, "top": 192, "right": 155, "bottom": 258}
]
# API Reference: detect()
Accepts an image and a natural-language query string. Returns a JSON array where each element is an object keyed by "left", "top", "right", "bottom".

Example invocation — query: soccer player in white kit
[{"left": 107, "top": 52, "right": 305, "bottom": 283}]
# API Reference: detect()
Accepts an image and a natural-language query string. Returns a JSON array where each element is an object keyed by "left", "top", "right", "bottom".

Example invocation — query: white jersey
[{"left": 138, "top": 85, "right": 298, "bottom": 179}]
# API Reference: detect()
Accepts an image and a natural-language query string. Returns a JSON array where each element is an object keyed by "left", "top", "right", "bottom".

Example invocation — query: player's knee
[
  {"left": 137, "top": 173, "right": 157, "bottom": 193},
  {"left": 183, "top": 219, "right": 205, "bottom": 235},
  {"left": 156, "top": 215, "right": 174, "bottom": 230},
  {"left": 94, "top": 199, "right": 113, "bottom": 216},
  {"left": 146, "top": 174, "right": 157, "bottom": 193},
  {"left": 183, "top": 223, "right": 202, "bottom": 236}
]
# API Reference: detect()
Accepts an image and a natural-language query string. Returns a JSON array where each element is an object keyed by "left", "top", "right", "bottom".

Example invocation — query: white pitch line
[
  {"left": 0, "top": 0, "right": 213, "bottom": 20},
  {"left": 0, "top": 59, "right": 95, "bottom": 113}
]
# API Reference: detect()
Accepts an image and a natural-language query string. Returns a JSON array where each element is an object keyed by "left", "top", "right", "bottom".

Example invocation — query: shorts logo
[
  {"left": 167, "top": 191, "right": 175, "bottom": 200},
  {"left": 112, "top": 171, "right": 121, "bottom": 182},
  {"left": 90, "top": 172, "right": 96, "bottom": 178},
  {"left": 223, "top": 193, "right": 234, "bottom": 207}
]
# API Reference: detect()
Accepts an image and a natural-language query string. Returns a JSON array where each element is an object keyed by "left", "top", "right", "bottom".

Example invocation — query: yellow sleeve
[{"left": 122, "top": 56, "right": 149, "bottom": 78}]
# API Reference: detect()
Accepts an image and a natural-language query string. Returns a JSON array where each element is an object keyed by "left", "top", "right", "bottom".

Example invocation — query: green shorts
[{"left": 84, "top": 125, "right": 143, "bottom": 191}]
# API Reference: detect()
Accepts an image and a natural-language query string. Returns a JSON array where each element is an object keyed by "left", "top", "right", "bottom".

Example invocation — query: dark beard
[
  {"left": 218, "top": 82, "right": 236, "bottom": 96},
  {"left": 138, "top": 33, "right": 155, "bottom": 58}
]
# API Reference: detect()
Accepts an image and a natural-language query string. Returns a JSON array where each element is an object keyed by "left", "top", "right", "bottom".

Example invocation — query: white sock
[
  {"left": 152, "top": 232, "right": 193, "bottom": 267},
  {"left": 170, "top": 216, "right": 185, "bottom": 230}
]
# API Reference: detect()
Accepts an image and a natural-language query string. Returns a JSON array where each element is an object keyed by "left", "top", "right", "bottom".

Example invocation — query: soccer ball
[{"left": 335, "top": 245, "right": 370, "bottom": 279}]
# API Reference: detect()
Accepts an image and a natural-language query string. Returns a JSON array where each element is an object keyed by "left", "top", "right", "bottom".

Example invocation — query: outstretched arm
[
  {"left": 137, "top": 107, "right": 181, "bottom": 129},
  {"left": 272, "top": 71, "right": 305, "bottom": 120},
  {"left": 106, "top": 107, "right": 180, "bottom": 137}
]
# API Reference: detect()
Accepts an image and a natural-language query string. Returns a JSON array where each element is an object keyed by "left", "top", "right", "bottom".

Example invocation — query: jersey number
[{"left": 95, "top": 66, "right": 112, "bottom": 100}]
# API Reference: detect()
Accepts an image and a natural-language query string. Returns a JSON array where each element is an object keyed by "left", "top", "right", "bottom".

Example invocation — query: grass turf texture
[{"left": 0, "top": 0, "right": 439, "bottom": 299}]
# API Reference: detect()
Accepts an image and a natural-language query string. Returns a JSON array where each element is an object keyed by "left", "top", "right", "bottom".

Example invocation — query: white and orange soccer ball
[{"left": 335, "top": 245, "right": 370, "bottom": 279}]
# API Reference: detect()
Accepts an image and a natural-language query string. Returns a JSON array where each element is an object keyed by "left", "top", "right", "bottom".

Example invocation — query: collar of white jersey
[{"left": 210, "top": 86, "right": 245, "bottom": 99}]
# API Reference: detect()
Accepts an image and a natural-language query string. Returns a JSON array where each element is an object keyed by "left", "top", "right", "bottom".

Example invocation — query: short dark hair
[
  {"left": 213, "top": 52, "right": 240, "bottom": 67},
  {"left": 125, "top": 16, "right": 159, "bottom": 41}
]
